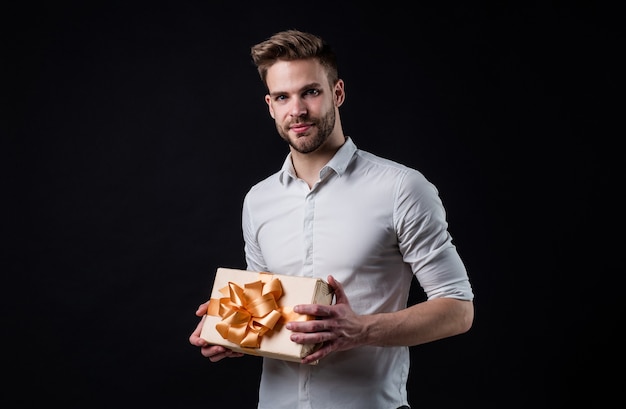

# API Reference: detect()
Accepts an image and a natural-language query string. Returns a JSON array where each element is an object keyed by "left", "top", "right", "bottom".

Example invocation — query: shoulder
[
  {"left": 351, "top": 149, "right": 443, "bottom": 213},
  {"left": 353, "top": 149, "right": 432, "bottom": 187},
  {"left": 243, "top": 170, "right": 284, "bottom": 204}
]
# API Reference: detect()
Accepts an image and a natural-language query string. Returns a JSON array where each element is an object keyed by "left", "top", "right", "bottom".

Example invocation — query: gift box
[{"left": 200, "top": 267, "right": 334, "bottom": 364}]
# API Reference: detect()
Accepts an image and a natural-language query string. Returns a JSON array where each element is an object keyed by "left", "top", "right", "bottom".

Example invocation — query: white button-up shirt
[{"left": 242, "top": 137, "right": 474, "bottom": 409}]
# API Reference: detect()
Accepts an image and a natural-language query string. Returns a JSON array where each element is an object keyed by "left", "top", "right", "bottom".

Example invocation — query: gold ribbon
[{"left": 206, "top": 272, "right": 308, "bottom": 348}]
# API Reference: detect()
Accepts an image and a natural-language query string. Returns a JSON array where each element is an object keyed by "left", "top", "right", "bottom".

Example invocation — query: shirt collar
[{"left": 279, "top": 137, "right": 357, "bottom": 184}]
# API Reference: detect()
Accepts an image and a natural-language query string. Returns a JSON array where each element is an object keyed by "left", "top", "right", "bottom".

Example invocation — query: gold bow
[{"left": 207, "top": 273, "right": 302, "bottom": 348}]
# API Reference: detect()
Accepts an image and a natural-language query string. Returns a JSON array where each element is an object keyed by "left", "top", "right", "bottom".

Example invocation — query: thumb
[{"left": 327, "top": 275, "right": 348, "bottom": 305}]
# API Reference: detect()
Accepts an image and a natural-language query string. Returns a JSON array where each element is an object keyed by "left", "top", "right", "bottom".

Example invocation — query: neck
[{"left": 291, "top": 131, "right": 346, "bottom": 188}]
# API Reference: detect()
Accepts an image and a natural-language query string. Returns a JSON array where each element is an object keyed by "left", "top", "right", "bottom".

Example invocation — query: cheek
[{"left": 270, "top": 105, "right": 289, "bottom": 121}]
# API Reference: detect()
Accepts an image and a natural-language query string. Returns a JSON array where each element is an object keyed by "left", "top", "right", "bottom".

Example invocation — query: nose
[{"left": 289, "top": 97, "right": 307, "bottom": 117}]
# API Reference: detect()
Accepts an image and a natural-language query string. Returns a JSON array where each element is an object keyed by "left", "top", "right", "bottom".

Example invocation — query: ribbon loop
[{"left": 209, "top": 274, "right": 292, "bottom": 348}]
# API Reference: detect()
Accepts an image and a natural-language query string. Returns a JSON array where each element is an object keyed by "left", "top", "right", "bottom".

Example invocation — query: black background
[{"left": 5, "top": 1, "right": 619, "bottom": 408}]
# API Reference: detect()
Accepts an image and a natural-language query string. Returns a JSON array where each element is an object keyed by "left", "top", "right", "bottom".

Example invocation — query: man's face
[{"left": 264, "top": 59, "right": 337, "bottom": 154}]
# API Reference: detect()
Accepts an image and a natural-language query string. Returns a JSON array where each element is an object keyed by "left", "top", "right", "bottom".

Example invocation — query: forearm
[{"left": 361, "top": 298, "right": 474, "bottom": 347}]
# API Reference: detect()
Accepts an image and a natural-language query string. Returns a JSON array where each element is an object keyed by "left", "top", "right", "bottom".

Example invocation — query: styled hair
[{"left": 250, "top": 29, "right": 339, "bottom": 89}]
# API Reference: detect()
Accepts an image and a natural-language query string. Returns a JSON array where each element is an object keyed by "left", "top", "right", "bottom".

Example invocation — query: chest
[{"left": 255, "top": 180, "right": 399, "bottom": 274}]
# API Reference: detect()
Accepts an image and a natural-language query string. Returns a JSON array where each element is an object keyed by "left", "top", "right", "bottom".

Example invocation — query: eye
[
  {"left": 275, "top": 95, "right": 287, "bottom": 101},
  {"left": 304, "top": 89, "right": 320, "bottom": 97}
]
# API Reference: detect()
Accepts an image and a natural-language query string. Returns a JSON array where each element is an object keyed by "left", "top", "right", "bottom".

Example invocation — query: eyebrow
[{"left": 268, "top": 82, "right": 323, "bottom": 98}]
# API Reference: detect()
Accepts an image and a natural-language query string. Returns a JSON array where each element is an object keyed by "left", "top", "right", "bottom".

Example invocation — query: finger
[
  {"left": 292, "top": 302, "right": 332, "bottom": 318},
  {"left": 224, "top": 350, "right": 245, "bottom": 358},
  {"left": 327, "top": 275, "right": 347, "bottom": 303},
  {"left": 206, "top": 345, "right": 244, "bottom": 361},
  {"left": 301, "top": 342, "right": 333, "bottom": 364},
  {"left": 195, "top": 301, "right": 209, "bottom": 316},
  {"left": 205, "top": 345, "right": 228, "bottom": 361}
]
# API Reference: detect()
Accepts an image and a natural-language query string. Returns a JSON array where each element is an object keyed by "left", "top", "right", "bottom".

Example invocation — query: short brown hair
[{"left": 250, "top": 29, "right": 339, "bottom": 89}]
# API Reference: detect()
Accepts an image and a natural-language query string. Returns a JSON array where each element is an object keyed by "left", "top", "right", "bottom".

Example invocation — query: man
[{"left": 189, "top": 29, "right": 474, "bottom": 409}]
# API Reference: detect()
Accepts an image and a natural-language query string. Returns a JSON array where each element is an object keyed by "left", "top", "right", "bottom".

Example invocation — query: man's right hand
[{"left": 188, "top": 302, "right": 244, "bottom": 362}]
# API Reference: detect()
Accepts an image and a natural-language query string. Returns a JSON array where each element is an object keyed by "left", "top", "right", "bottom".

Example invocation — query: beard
[{"left": 275, "top": 106, "right": 336, "bottom": 154}]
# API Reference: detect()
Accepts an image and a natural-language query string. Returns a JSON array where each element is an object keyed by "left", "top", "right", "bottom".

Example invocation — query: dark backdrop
[{"left": 5, "top": 1, "right": 618, "bottom": 408}]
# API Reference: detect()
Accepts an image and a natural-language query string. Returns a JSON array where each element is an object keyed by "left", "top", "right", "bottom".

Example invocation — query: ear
[
  {"left": 334, "top": 79, "right": 345, "bottom": 107},
  {"left": 265, "top": 94, "right": 275, "bottom": 119}
]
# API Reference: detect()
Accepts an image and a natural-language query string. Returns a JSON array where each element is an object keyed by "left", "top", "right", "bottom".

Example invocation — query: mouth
[{"left": 289, "top": 123, "right": 312, "bottom": 134}]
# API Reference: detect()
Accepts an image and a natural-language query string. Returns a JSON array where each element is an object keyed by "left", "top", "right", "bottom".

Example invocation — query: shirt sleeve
[
  {"left": 242, "top": 190, "right": 267, "bottom": 272},
  {"left": 395, "top": 169, "right": 474, "bottom": 301}
]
